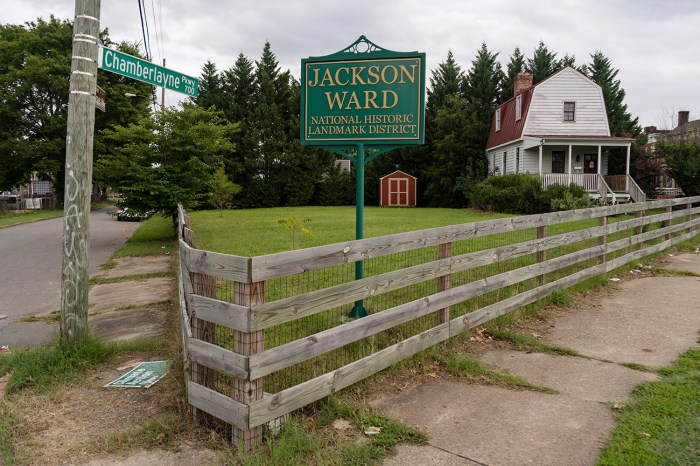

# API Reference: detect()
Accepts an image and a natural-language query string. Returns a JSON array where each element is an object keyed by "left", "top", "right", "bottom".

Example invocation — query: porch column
[
  {"left": 597, "top": 145, "right": 602, "bottom": 175},
  {"left": 568, "top": 144, "right": 573, "bottom": 185},
  {"left": 625, "top": 144, "right": 631, "bottom": 191},
  {"left": 538, "top": 144, "right": 543, "bottom": 174}
]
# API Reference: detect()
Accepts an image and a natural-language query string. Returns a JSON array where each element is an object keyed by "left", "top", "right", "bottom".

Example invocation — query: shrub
[
  {"left": 545, "top": 183, "right": 592, "bottom": 211},
  {"left": 470, "top": 176, "right": 592, "bottom": 214},
  {"left": 470, "top": 174, "right": 546, "bottom": 214}
]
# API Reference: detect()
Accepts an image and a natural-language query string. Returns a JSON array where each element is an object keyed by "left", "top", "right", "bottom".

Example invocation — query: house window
[
  {"left": 495, "top": 108, "right": 501, "bottom": 131},
  {"left": 563, "top": 101, "right": 576, "bottom": 122},
  {"left": 552, "top": 151, "right": 565, "bottom": 173},
  {"left": 515, "top": 148, "right": 520, "bottom": 173},
  {"left": 503, "top": 151, "right": 507, "bottom": 174},
  {"left": 515, "top": 94, "right": 522, "bottom": 121}
]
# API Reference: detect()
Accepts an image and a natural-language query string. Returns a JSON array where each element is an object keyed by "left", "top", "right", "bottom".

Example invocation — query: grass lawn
[
  {"left": 0, "top": 210, "right": 63, "bottom": 229},
  {"left": 0, "top": 201, "right": 116, "bottom": 229},
  {"left": 189, "top": 206, "right": 512, "bottom": 256},
  {"left": 598, "top": 345, "right": 700, "bottom": 465},
  {"left": 111, "top": 215, "right": 177, "bottom": 258}
]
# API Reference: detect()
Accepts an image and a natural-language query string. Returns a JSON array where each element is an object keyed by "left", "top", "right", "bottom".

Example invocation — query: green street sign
[
  {"left": 98, "top": 47, "right": 199, "bottom": 97},
  {"left": 301, "top": 37, "right": 425, "bottom": 146}
]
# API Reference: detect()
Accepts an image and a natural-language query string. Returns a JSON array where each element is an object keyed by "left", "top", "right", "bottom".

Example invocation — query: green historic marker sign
[
  {"left": 301, "top": 39, "right": 425, "bottom": 145},
  {"left": 300, "top": 37, "right": 426, "bottom": 318},
  {"left": 98, "top": 47, "right": 199, "bottom": 97}
]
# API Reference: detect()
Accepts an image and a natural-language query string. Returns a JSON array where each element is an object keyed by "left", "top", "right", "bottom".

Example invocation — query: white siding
[
  {"left": 486, "top": 142, "right": 523, "bottom": 175},
  {"left": 523, "top": 68, "right": 610, "bottom": 137}
]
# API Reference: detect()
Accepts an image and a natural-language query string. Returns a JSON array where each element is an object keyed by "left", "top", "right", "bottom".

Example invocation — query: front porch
[
  {"left": 541, "top": 173, "right": 644, "bottom": 204},
  {"left": 525, "top": 136, "right": 646, "bottom": 204}
]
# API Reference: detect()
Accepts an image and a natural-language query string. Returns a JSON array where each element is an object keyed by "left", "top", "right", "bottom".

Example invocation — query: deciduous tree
[
  {"left": 656, "top": 139, "right": 700, "bottom": 196},
  {"left": 96, "top": 104, "right": 236, "bottom": 222}
]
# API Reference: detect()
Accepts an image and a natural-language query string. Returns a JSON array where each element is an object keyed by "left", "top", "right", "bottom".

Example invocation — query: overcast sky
[{"left": 5, "top": 0, "right": 699, "bottom": 128}]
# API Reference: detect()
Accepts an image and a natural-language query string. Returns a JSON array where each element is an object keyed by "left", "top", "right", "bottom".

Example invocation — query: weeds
[
  {"left": 433, "top": 352, "right": 556, "bottom": 394},
  {"left": 487, "top": 329, "right": 580, "bottom": 356}
]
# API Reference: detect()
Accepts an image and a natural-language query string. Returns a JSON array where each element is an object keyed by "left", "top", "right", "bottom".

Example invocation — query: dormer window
[
  {"left": 515, "top": 94, "right": 522, "bottom": 121},
  {"left": 563, "top": 101, "right": 576, "bottom": 122},
  {"left": 495, "top": 108, "right": 501, "bottom": 131}
]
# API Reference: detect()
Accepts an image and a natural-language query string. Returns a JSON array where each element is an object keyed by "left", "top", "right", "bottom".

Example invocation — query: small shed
[{"left": 379, "top": 170, "right": 417, "bottom": 207}]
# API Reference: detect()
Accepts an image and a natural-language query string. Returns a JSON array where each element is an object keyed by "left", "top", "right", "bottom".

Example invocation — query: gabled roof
[
  {"left": 485, "top": 85, "right": 534, "bottom": 149},
  {"left": 379, "top": 170, "right": 417, "bottom": 180},
  {"left": 486, "top": 66, "right": 607, "bottom": 150}
]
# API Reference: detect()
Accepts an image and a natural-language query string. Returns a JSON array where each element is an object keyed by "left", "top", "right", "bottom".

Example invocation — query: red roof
[{"left": 486, "top": 86, "right": 534, "bottom": 149}]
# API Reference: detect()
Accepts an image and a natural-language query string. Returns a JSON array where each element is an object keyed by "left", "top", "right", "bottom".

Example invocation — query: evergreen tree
[
  {"left": 527, "top": 41, "right": 559, "bottom": 84},
  {"left": 194, "top": 60, "right": 225, "bottom": 110},
  {"left": 220, "top": 53, "right": 257, "bottom": 202},
  {"left": 500, "top": 46, "right": 526, "bottom": 103},
  {"left": 582, "top": 51, "right": 641, "bottom": 137},
  {"left": 425, "top": 50, "right": 466, "bottom": 139},
  {"left": 559, "top": 53, "right": 576, "bottom": 69},
  {"left": 243, "top": 44, "right": 285, "bottom": 207},
  {"left": 464, "top": 42, "right": 504, "bottom": 144},
  {"left": 425, "top": 95, "right": 486, "bottom": 207},
  {"left": 221, "top": 53, "right": 255, "bottom": 122},
  {"left": 411, "top": 51, "right": 466, "bottom": 206}
]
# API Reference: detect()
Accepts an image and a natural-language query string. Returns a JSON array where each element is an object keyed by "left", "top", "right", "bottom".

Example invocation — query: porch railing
[
  {"left": 604, "top": 175, "right": 626, "bottom": 192},
  {"left": 626, "top": 175, "right": 646, "bottom": 203},
  {"left": 541, "top": 173, "right": 599, "bottom": 191},
  {"left": 597, "top": 176, "right": 616, "bottom": 204}
]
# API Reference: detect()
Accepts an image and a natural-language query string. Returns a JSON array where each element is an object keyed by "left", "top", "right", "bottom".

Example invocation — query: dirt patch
[{"left": 8, "top": 352, "right": 196, "bottom": 465}]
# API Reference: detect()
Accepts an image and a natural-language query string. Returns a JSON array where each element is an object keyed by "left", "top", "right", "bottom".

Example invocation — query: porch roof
[{"left": 526, "top": 135, "right": 634, "bottom": 148}]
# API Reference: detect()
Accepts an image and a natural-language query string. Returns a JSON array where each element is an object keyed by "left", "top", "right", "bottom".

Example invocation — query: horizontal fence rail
[{"left": 176, "top": 196, "right": 700, "bottom": 449}]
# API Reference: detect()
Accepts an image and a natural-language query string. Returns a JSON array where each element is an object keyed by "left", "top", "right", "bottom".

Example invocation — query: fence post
[
  {"left": 687, "top": 201, "right": 693, "bottom": 235},
  {"left": 232, "top": 280, "right": 265, "bottom": 450},
  {"left": 664, "top": 205, "right": 672, "bottom": 241},
  {"left": 536, "top": 226, "right": 547, "bottom": 286},
  {"left": 436, "top": 242, "right": 452, "bottom": 325},
  {"left": 181, "top": 211, "right": 217, "bottom": 420},
  {"left": 598, "top": 216, "right": 607, "bottom": 264},
  {"left": 191, "top": 271, "right": 217, "bottom": 420},
  {"left": 636, "top": 209, "right": 646, "bottom": 250}
]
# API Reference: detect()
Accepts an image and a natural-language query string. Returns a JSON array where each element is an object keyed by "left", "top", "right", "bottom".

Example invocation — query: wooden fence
[{"left": 177, "top": 196, "right": 700, "bottom": 449}]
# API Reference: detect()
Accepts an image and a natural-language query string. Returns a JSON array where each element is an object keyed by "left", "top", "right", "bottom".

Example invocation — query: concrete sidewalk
[
  {"left": 0, "top": 255, "right": 172, "bottom": 348},
  {"left": 372, "top": 251, "right": 700, "bottom": 466}
]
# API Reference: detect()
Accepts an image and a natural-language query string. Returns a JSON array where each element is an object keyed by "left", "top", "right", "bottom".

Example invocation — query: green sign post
[
  {"left": 301, "top": 36, "right": 425, "bottom": 318},
  {"left": 98, "top": 47, "right": 199, "bottom": 97}
]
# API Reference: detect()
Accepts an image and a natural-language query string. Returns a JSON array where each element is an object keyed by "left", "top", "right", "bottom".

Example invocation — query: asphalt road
[{"left": 0, "top": 208, "right": 140, "bottom": 325}]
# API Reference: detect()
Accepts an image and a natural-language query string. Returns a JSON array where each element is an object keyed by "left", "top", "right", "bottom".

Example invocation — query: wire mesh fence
[{"left": 178, "top": 197, "right": 700, "bottom": 440}]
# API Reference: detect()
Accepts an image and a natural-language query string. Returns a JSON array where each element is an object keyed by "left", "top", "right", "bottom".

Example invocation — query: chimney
[
  {"left": 514, "top": 72, "right": 533, "bottom": 97},
  {"left": 678, "top": 110, "right": 690, "bottom": 127},
  {"left": 644, "top": 126, "right": 657, "bottom": 134}
]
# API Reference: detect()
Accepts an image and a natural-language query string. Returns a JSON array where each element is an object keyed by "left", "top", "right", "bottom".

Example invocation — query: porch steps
[{"left": 587, "top": 192, "right": 631, "bottom": 204}]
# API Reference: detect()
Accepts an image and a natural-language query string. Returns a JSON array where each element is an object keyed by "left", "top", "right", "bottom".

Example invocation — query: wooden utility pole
[{"left": 60, "top": 0, "right": 101, "bottom": 343}]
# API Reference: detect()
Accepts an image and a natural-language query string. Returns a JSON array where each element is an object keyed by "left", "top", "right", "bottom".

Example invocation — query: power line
[{"left": 136, "top": 0, "right": 151, "bottom": 61}]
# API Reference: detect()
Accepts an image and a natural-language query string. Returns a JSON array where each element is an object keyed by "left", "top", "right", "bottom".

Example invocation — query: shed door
[{"left": 389, "top": 178, "right": 408, "bottom": 206}]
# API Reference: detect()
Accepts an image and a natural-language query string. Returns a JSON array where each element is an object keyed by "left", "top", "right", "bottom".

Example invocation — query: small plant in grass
[
  {"left": 549, "top": 289, "right": 573, "bottom": 307},
  {"left": 208, "top": 167, "right": 241, "bottom": 216},
  {"left": 278, "top": 217, "right": 313, "bottom": 249}
]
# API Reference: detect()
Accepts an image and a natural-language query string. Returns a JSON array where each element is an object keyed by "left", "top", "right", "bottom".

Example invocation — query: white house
[{"left": 485, "top": 67, "right": 645, "bottom": 203}]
